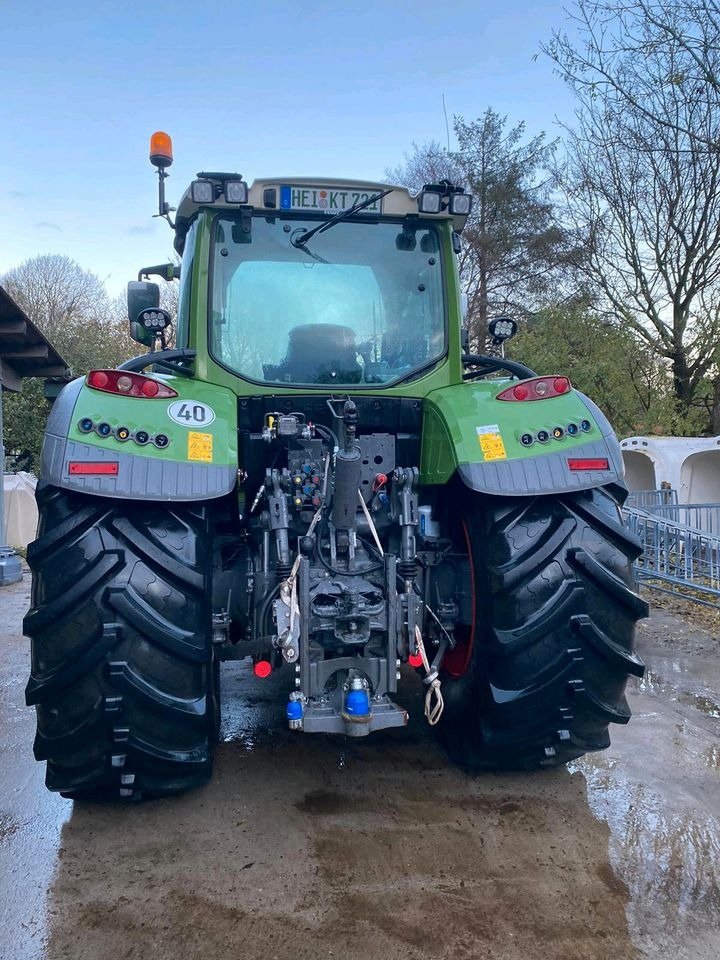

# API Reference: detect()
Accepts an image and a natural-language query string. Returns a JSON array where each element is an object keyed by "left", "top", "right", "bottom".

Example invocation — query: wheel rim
[{"left": 442, "top": 515, "right": 476, "bottom": 678}]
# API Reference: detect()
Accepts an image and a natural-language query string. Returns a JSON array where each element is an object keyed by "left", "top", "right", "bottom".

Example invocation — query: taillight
[
  {"left": 496, "top": 376, "right": 571, "bottom": 401},
  {"left": 86, "top": 369, "right": 177, "bottom": 399}
]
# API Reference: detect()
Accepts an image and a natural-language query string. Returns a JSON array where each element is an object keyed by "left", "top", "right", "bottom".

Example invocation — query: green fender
[
  {"left": 419, "top": 380, "right": 625, "bottom": 496},
  {"left": 39, "top": 374, "right": 238, "bottom": 501}
]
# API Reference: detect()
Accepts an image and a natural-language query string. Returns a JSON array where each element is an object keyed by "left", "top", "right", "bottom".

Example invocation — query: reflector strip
[
  {"left": 68, "top": 461, "right": 119, "bottom": 475},
  {"left": 567, "top": 458, "right": 609, "bottom": 471}
]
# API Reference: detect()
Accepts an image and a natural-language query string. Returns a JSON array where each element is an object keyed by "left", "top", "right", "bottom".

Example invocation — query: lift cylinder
[{"left": 332, "top": 448, "right": 362, "bottom": 530}]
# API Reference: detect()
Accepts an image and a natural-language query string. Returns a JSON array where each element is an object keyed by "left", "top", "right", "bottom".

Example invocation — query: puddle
[
  {"left": 219, "top": 660, "right": 289, "bottom": 750},
  {"left": 573, "top": 749, "right": 720, "bottom": 958},
  {"left": 636, "top": 666, "right": 720, "bottom": 719}
]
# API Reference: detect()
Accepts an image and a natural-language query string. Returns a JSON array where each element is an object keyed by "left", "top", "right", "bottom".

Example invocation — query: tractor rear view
[{"left": 24, "top": 133, "right": 647, "bottom": 800}]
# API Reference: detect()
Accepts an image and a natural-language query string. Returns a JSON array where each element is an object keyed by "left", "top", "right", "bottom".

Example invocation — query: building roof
[{"left": 0, "top": 285, "right": 71, "bottom": 391}]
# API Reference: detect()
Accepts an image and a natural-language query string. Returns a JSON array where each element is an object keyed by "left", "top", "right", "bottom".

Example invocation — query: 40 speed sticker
[{"left": 167, "top": 399, "right": 216, "bottom": 427}]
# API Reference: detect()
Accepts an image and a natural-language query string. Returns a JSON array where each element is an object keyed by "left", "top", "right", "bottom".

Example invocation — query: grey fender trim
[
  {"left": 39, "top": 435, "right": 236, "bottom": 501},
  {"left": 45, "top": 376, "right": 84, "bottom": 437},
  {"left": 457, "top": 437, "right": 624, "bottom": 497}
]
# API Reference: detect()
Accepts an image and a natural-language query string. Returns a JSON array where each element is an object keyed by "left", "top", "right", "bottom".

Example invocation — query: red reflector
[
  {"left": 408, "top": 652, "right": 423, "bottom": 668},
  {"left": 68, "top": 461, "right": 119, "bottom": 475},
  {"left": 253, "top": 660, "right": 272, "bottom": 678},
  {"left": 554, "top": 377, "right": 570, "bottom": 394},
  {"left": 567, "top": 458, "right": 609, "bottom": 471},
  {"left": 513, "top": 384, "right": 529, "bottom": 400}
]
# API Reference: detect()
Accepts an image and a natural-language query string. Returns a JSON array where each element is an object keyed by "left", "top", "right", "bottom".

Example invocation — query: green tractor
[{"left": 24, "top": 132, "right": 647, "bottom": 800}]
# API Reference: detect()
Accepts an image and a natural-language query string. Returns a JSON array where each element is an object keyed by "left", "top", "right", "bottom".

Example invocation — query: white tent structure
[
  {"left": 3, "top": 472, "right": 37, "bottom": 549},
  {"left": 620, "top": 435, "right": 720, "bottom": 503}
]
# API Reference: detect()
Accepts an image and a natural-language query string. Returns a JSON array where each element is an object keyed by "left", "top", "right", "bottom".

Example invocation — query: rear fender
[
  {"left": 39, "top": 374, "right": 238, "bottom": 500},
  {"left": 419, "top": 380, "right": 625, "bottom": 496}
]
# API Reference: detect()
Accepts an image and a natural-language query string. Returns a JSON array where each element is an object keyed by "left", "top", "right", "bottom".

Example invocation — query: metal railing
[
  {"left": 624, "top": 504, "right": 720, "bottom": 607},
  {"left": 635, "top": 502, "right": 720, "bottom": 537},
  {"left": 625, "top": 488, "right": 678, "bottom": 508}
]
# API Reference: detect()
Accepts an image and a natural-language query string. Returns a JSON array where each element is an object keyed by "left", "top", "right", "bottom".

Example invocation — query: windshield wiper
[{"left": 291, "top": 188, "right": 393, "bottom": 249}]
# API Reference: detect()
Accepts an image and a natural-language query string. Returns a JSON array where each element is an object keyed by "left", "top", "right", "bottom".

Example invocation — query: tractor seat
[{"left": 264, "top": 323, "right": 362, "bottom": 384}]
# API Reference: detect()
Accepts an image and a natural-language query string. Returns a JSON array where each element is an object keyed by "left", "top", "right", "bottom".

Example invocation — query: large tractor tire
[
  {"left": 24, "top": 487, "right": 218, "bottom": 801},
  {"left": 439, "top": 485, "right": 648, "bottom": 770}
]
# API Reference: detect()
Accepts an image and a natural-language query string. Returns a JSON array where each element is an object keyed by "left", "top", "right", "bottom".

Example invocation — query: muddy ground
[{"left": 1, "top": 572, "right": 718, "bottom": 960}]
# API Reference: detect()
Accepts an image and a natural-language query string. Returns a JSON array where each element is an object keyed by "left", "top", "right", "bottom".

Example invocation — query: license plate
[{"left": 279, "top": 185, "right": 383, "bottom": 214}]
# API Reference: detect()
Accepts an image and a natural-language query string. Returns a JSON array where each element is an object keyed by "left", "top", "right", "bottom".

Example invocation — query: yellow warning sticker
[
  {"left": 476, "top": 424, "right": 507, "bottom": 461},
  {"left": 188, "top": 431, "right": 213, "bottom": 462}
]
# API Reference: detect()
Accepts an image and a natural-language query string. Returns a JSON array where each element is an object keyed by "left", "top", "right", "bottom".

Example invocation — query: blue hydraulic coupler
[
  {"left": 287, "top": 696, "right": 304, "bottom": 730},
  {"left": 345, "top": 686, "right": 371, "bottom": 718}
]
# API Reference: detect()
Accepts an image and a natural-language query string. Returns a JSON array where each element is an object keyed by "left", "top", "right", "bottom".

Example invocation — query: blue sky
[{"left": 1, "top": 0, "right": 577, "bottom": 298}]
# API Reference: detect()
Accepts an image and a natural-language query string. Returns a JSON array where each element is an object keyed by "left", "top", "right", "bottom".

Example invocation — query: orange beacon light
[{"left": 149, "top": 131, "right": 173, "bottom": 168}]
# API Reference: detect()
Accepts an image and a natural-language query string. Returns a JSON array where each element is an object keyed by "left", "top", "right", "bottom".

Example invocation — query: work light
[
  {"left": 449, "top": 192, "right": 472, "bottom": 216},
  {"left": 191, "top": 180, "right": 214, "bottom": 203},
  {"left": 418, "top": 191, "right": 442, "bottom": 214},
  {"left": 225, "top": 180, "right": 249, "bottom": 203}
]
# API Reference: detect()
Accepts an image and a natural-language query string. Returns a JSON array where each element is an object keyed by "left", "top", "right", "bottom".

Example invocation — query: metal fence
[
  {"left": 625, "top": 488, "right": 678, "bottom": 508},
  {"left": 634, "top": 502, "right": 720, "bottom": 537},
  {"left": 624, "top": 503, "right": 720, "bottom": 607}
]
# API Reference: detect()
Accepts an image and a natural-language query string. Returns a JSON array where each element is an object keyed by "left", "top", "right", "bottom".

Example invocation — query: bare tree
[
  {"left": 3, "top": 255, "right": 136, "bottom": 372},
  {"left": 547, "top": 1, "right": 720, "bottom": 431},
  {"left": 545, "top": 1, "right": 720, "bottom": 150}
]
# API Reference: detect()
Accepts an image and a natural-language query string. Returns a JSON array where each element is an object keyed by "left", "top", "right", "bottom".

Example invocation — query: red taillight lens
[
  {"left": 88, "top": 370, "right": 109, "bottom": 389},
  {"left": 496, "top": 376, "right": 573, "bottom": 401},
  {"left": 141, "top": 379, "right": 160, "bottom": 397},
  {"left": 86, "top": 369, "right": 177, "bottom": 399},
  {"left": 567, "top": 458, "right": 609, "bottom": 471}
]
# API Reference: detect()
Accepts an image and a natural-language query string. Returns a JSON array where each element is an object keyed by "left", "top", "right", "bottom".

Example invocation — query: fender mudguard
[
  {"left": 419, "top": 381, "right": 625, "bottom": 496},
  {"left": 39, "top": 374, "right": 238, "bottom": 501}
]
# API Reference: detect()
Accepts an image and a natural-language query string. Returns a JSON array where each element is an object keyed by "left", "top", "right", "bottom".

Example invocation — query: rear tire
[
  {"left": 24, "top": 487, "right": 218, "bottom": 801},
  {"left": 439, "top": 485, "right": 648, "bottom": 770}
]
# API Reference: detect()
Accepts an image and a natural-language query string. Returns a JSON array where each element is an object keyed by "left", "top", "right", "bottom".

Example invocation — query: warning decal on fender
[
  {"left": 188, "top": 431, "right": 213, "bottom": 462},
  {"left": 476, "top": 424, "right": 507, "bottom": 461}
]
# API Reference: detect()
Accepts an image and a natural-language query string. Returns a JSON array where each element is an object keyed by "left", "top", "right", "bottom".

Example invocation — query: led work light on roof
[
  {"left": 418, "top": 190, "right": 443, "bottom": 214},
  {"left": 417, "top": 180, "right": 473, "bottom": 222},
  {"left": 191, "top": 179, "right": 215, "bottom": 204},
  {"left": 449, "top": 192, "right": 472, "bottom": 216},
  {"left": 224, "top": 180, "right": 249, "bottom": 204}
]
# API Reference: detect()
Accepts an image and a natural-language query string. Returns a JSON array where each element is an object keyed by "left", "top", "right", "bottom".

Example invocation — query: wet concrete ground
[{"left": 1, "top": 573, "right": 719, "bottom": 960}]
